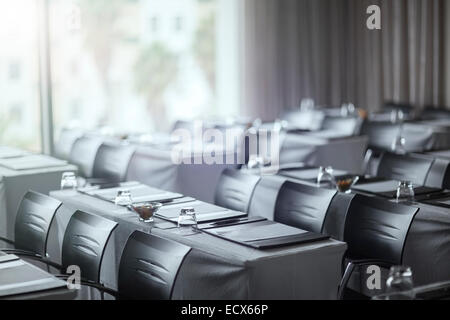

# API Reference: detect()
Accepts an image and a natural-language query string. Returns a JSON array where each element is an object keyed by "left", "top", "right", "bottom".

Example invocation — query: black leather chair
[
  {"left": 61, "top": 210, "right": 118, "bottom": 284},
  {"left": 383, "top": 102, "right": 415, "bottom": 116},
  {"left": 91, "top": 142, "right": 136, "bottom": 184},
  {"left": 1, "top": 191, "right": 62, "bottom": 260},
  {"left": 69, "top": 135, "right": 105, "bottom": 178},
  {"left": 214, "top": 169, "right": 261, "bottom": 213},
  {"left": 338, "top": 194, "right": 419, "bottom": 299},
  {"left": 274, "top": 181, "right": 337, "bottom": 233},
  {"left": 376, "top": 152, "right": 435, "bottom": 186},
  {"left": 423, "top": 157, "right": 450, "bottom": 190},
  {"left": 118, "top": 231, "right": 191, "bottom": 300},
  {"left": 320, "top": 116, "right": 362, "bottom": 136},
  {"left": 360, "top": 121, "right": 402, "bottom": 152},
  {"left": 54, "top": 128, "right": 84, "bottom": 160}
]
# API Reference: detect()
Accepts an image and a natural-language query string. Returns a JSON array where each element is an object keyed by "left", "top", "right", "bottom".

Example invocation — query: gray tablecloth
[
  {"left": 48, "top": 190, "right": 347, "bottom": 300},
  {"left": 0, "top": 159, "right": 77, "bottom": 240}
]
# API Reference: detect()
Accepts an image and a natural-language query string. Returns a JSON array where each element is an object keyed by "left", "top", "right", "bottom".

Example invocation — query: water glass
[
  {"left": 396, "top": 181, "right": 415, "bottom": 202},
  {"left": 391, "top": 132, "right": 406, "bottom": 154},
  {"left": 114, "top": 189, "right": 133, "bottom": 206},
  {"left": 177, "top": 207, "right": 198, "bottom": 228},
  {"left": 340, "top": 104, "right": 349, "bottom": 117},
  {"left": 317, "top": 166, "right": 334, "bottom": 186},
  {"left": 385, "top": 266, "right": 415, "bottom": 300},
  {"left": 61, "top": 172, "right": 78, "bottom": 190},
  {"left": 247, "top": 156, "right": 265, "bottom": 169}
]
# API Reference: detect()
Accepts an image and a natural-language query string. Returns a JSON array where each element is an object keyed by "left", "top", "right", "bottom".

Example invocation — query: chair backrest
[
  {"left": 14, "top": 191, "right": 62, "bottom": 256},
  {"left": 214, "top": 169, "right": 261, "bottom": 213},
  {"left": 424, "top": 157, "right": 450, "bottom": 189},
  {"left": 69, "top": 135, "right": 105, "bottom": 177},
  {"left": 118, "top": 231, "right": 191, "bottom": 300},
  {"left": 62, "top": 211, "right": 118, "bottom": 283},
  {"left": 360, "top": 122, "right": 402, "bottom": 151},
  {"left": 377, "top": 152, "right": 434, "bottom": 185},
  {"left": 322, "top": 192, "right": 356, "bottom": 240},
  {"left": 92, "top": 143, "right": 136, "bottom": 182},
  {"left": 344, "top": 194, "right": 419, "bottom": 265},
  {"left": 125, "top": 146, "right": 178, "bottom": 190},
  {"left": 321, "top": 116, "right": 362, "bottom": 136},
  {"left": 54, "top": 128, "right": 84, "bottom": 160},
  {"left": 274, "top": 181, "right": 337, "bottom": 233},
  {"left": 248, "top": 175, "right": 287, "bottom": 220}
]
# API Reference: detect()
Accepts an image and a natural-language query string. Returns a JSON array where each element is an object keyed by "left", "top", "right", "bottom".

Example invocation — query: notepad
[
  {"left": 80, "top": 182, "right": 184, "bottom": 204},
  {"left": 201, "top": 220, "right": 330, "bottom": 249},
  {"left": 0, "top": 260, "right": 66, "bottom": 298},
  {"left": 156, "top": 200, "right": 245, "bottom": 223},
  {"left": 280, "top": 168, "right": 348, "bottom": 182},
  {"left": 0, "top": 155, "right": 68, "bottom": 170},
  {"left": 353, "top": 180, "right": 441, "bottom": 198}
]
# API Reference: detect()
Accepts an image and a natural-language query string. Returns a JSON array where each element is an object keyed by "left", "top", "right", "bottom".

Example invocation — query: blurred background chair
[
  {"left": 69, "top": 135, "right": 106, "bottom": 178},
  {"left": 91, "top": 142, "right": 136, "bottom": 185},
  {"left": 54, "top": 128, "right": 84, "bottom": 161},
  {"left": 375, "top": 152, "right": 435, "bottom": 186},
  {"left": 214, "top": 169, "right": 261, "bottom": 213}
]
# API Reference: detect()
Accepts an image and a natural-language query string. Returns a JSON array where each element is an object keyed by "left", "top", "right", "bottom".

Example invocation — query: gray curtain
[{"left": 240, "top": 0, "right": 448, "bottom": 121}]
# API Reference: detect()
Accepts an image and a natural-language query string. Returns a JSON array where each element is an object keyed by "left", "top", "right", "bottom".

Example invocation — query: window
[
  {"left": 49, "top": 0, "right": 239, "bottom": 140},
  {"left": 0, "top": 1, "right": 41, "bottom": 152},
  {"left": 151, "top": 16, "right": 159, "bottom": 33},
  {"left": 8, "top": 62, "right": 21, "bottom": 81},
  {"left": 175, "top": 16, "right": 183, "bottom": 32}
]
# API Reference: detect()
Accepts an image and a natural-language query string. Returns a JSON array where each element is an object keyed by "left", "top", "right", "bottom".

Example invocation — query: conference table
[
  {"left": 49, "top": 186, "right": 347, "bottom": 300},
  {"left": 0, "top": 252, "right": 76, "bottom": 300},
  {"left": 0, "top": 148, "right": 77, "bottom": 241}
]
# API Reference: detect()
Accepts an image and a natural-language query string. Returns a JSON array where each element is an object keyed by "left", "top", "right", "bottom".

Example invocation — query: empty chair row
[
  {"left": 0, "top": 191, "right": 190, "bottom": 300},
  {"left": 214, "top": 169, "right": 450, "bottom": 297}
]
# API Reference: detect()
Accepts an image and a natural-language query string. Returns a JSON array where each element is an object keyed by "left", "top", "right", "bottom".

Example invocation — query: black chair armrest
[
  {"left": 80, "top": 281, "right": 119, "bottom": 298},
  {"left": 55, "top": 275, "right": 119, "bottom": 299},
  {"left": 0, "top": 237, "right": 15, "bottom": 246},
  {"left": 338, "top": 259, "right": 392, "bottom": 300},
  {"left": 1, "top": 249, "right": 41, "bottom": 256}
]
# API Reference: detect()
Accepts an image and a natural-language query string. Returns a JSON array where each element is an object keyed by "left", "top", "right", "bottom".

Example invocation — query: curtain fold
[{"left": 240, "top": 0, "right": 448, "bottom": 121}]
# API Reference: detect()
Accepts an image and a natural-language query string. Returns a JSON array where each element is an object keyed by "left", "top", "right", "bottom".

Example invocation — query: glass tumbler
[
  {"left": 114, "top": 190, "right": 133, "bottom": 206},
  {"left": 177, "top": 207, "right": 198, "bottom": 228},
  {"left": 385, "top": 266, "right": 415, "bottom": 300},
  {"left": 396, "top": 181, "right": 415, "bottom": 202},
  {"left": 61, "top": 172, "right": 78, "bottom": 190},
  {"left": 317, "top": 166, "right": 334, "bottom": 186}
]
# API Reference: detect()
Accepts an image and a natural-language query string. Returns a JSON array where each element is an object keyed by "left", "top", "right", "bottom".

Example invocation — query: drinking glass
[
  {"left": 247, "top": 156, "right": 265, "bottom": 169},
  {"left": 340, "top": 104, "right": 349, "bottom": 117},
  {"left": 114, "top": 190, "right": 133, "bottom": 206},
  {"left": 391, "top": 129, "right": 406, "bottom": 154},
  {"left": 60, "top": 172, "right": 78, "bottom": 190},
  {"left": 396, "top": 181, "right": 415, "bottom": 202},
  {"left": 177, "top": 207, "right": 198, "bottom": 228},
  {"left": 317, "top": 166, "right": 334, "bottom": 186},
  {"left": 390, "top": 109, "right": 405, "bottom": 124},
  {"left": 385, "top": 266, "right": 415, "bottom": 300}
]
